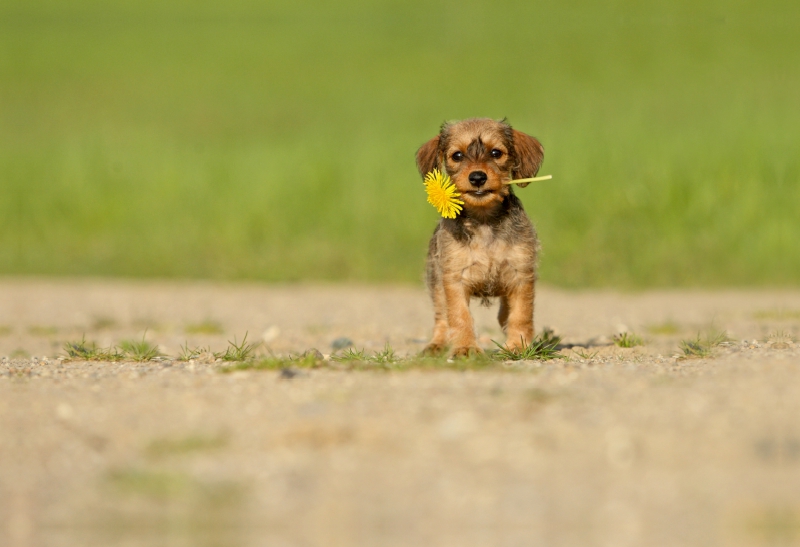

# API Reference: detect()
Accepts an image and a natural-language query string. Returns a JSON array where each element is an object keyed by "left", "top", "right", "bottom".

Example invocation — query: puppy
[{"left": 416, "top": 118, "right": 544, "bottom": 357}]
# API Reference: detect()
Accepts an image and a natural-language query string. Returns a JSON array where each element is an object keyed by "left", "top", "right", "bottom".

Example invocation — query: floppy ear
[
  {"left": 511, "top": 130, "right": 544, "bottom": 188},
  {"left": 415, "top": 135, "right": 441, "bottom": 178}
]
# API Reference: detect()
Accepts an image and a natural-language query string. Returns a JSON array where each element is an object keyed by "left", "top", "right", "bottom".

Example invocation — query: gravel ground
[{"left": 2, "top": 279, "right": 800, "bottom": 547}]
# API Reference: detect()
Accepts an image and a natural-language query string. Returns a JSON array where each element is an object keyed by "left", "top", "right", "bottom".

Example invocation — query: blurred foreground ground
[{"left": 2, "top": 280, "right": 800, "bottom": 546}]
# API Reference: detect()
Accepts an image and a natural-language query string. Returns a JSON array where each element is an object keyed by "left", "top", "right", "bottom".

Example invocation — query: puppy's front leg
[
  {"left": 504, "top": 281, "right": 535, "bottom": 350},
  {"left": 443, "top": 272, "right": 481, "bottom": 357}
]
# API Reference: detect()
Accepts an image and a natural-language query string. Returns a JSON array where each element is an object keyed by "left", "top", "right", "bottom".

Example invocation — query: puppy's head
[{"left": 416, "top": 118, "right": 544, "bottom": 214}]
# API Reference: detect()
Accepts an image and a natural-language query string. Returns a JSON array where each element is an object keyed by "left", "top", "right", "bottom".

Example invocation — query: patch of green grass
[
  {"left": 10, "top": 348, "right": 29, "bottom": 359},
  {"left": 28, "top": 325, "right": 58, "bottom": 336},
  {"left": 679, "top": 329, "right": 731, "bottom": 358},
  {"left": 647, "top": 321, "right": 681, "bottom": 335},
  {"left": 1, "top": 1, "right": 798, "bottom": 287},
  {"left": 754, "top": 310, "right": 800, "bottom": 321},
  {"left": 224, "top": 346, "right": 505, "bottom": 372},
  {"left": 573, "top": 348, "right": 600, "bottom": 360},
  {"left": 679, "top": 336, "right": 713, "bottom": 358},
  {"left": 91, "top": 317, "right": 118, "bottom": 330},
  {"left": 177, "top": 342, "right": 210, "bottom": 361},
  {"left": 223, "top": 351, "right": 323, "bottom": 372},
  {"left": 613, "top": 332, "right": 644, "bottom": 348},
  {"left": 493, "top": 332, "right": 563, "bottom": 361},
  {"left": 119, "top": 335, "right": 162, "bottom": 362},
  {"left": 185, "top": 320, "right": 225, "bottom": 335},
  {"left": 145, "top": 434, "right": 228, "bottom": 459},
  {"left": 63, "top": 336, "right": 124, "bottom": 361},
  {"left": 107, "top": 469, "right": 194, "bottom": 500},
  {"left": 330, "top": 347, "right": 369, "bottom": 363},
  {"left": 745, "top": 506, "right": 800, "bottom": 544},
  {"left": 106, "top": 468, "right": 243, "bottom": 507},
  {"left": 0, "top": 325, "right": 11, "bottom": 336},
  {"left": 371, "top": 343, "right": 398, "bottom": 364},
  {"left": 214, "top": 333, "right": 259, "bottom": 362},
  {"left": 330, "top": 344, "right": 399, "bottom": 365}
]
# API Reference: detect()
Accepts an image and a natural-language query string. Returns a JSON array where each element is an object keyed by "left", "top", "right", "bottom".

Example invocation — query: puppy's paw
[
  {"left": 422, "top": 343, "right": 448, "bottom": 356},
  {"left": 450, "top": 345, "right": 483, "bottom": 358},
  {"left": 503, "top": 337, "right": 531, "bottom": 351}
]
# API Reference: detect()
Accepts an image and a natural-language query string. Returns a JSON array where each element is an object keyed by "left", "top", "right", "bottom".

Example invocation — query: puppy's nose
[{"left": 468, "top": 171, "right": 488, "bottom": 187}]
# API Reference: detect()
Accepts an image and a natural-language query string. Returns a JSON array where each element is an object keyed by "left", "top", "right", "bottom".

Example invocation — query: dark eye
[
  {"left": 451, "top": 151, "right": 464, "bottom": 161},
  {"left": 490, "top": 149, "right": 503, "bottom": 159}
]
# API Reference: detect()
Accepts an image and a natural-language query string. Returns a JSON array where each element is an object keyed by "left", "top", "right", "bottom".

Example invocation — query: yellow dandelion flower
[{"left": 424, "top": 169, "right": 464, "bottom": 219}]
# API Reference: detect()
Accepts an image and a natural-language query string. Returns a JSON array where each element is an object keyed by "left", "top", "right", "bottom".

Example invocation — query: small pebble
[
  {"left": 280, "top": 367, "right": 299, "bottom": 379},
  {"left": 263, "top": 326, "right": 280, "bottom": 344},
  {"left": 302, "top": 348, "right": 324, "bottom": 361},
  {"left": 331, "top": 337, "right": 353, "bottom": 350}
]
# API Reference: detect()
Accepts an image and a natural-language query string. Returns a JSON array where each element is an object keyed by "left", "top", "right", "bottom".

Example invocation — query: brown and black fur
[{"left": 416, "top": 118, "right": 544, "bottom": 357}]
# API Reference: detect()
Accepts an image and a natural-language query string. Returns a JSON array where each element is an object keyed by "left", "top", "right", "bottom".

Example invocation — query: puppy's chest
[{"left": 459, "top": 225, "right": 525, "bottom": 289}]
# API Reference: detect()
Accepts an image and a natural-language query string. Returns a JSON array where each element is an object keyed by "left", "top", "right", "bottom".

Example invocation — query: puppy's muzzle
[{"left": 468, "top": 171, "right": 488, "bottom": 188}]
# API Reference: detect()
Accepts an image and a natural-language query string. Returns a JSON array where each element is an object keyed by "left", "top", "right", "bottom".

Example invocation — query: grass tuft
[
  {"left": 330, "top": 347, "right": 369, "bottom": 362},
  {"left": 214, "top": 333, "right": 259, "bottom": 362},
  {"left": 330, "top": 344, "right": 399, "bottom": 365},
  {"left": 573, "top": 348, "right": 600, "bottom": 360},
  {"left": 119, "top": 334, "right": 162, "bottom": 361},
  {"left": 177, "top": 342, "right": 211, "bottom": 361},
  {"left": 371, "top": 343, "right": 398, "bottom": 364},
  {"left": 613, "top": 332, "right": 644, "bottom": 348},
  {"left": 63, "top": 336, "right": 124, "bottom": 361},
  {"left": 493, "top": 332, "right": 563, "bottom": 361},
  {"left": 679, "top": 329, "right": 730, "bottom": 358}
]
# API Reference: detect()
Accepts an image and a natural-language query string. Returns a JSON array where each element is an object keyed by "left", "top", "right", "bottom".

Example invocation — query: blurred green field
[{"left": 1, "top": 0, "right": 797, "bottom": 286}]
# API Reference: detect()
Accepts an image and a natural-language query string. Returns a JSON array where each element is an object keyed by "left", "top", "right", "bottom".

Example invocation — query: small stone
[
  {"left": 302, "top": 349, "right": 324, "bottom": 361},
  {"left": 262, "top": 326, "right": 280, "bottom": 344},
  {"left": 331, "top": 337, "right": 353, "bottom": 350},
  {"left": 279, "top": 367, "right": 298, "bottom": 379}
]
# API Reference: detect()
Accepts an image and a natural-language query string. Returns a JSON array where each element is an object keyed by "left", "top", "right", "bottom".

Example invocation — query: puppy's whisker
[{"left": 504, "top": 174, "right": 553, "bottom": 185}]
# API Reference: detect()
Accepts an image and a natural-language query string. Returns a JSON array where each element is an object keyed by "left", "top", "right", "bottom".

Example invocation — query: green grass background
[{"left": 1, "top": 0, "right": 797, "bottom": 286}]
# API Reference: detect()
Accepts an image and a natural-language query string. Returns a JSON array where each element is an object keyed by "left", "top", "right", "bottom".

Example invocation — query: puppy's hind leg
[
  {"left": 498, "top": 295, "right": 510, "bottom": 333},
  {"left": 423, "top": 275, "right": 449, "bottom": 356},
  {"left": 423, "top": 242, "right": 449, "bottom": 356}
]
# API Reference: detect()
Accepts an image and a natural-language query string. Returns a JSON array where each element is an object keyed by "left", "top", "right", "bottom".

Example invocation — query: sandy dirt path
[{"left": 1, "top": 279, "right": 799, "bottom": 547}]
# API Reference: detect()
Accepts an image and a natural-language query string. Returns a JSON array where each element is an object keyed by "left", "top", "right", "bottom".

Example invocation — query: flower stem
[{"left": 504, "top": 174, "right": 553, "bottom": 185}]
